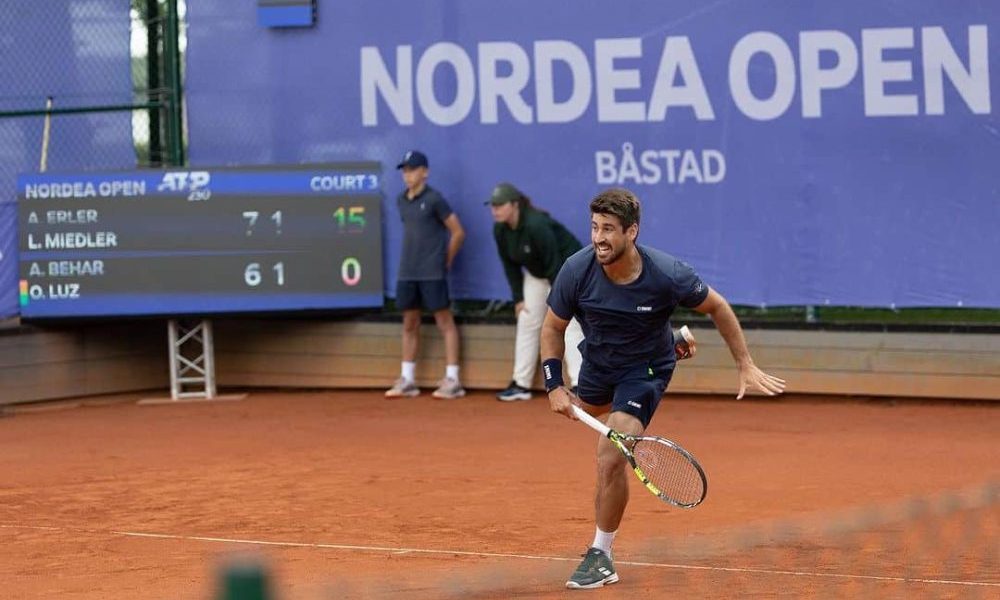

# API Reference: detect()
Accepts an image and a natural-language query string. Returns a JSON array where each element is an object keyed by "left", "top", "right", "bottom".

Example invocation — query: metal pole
[
  {"left": 146, "top": 0, "right": 163, "bottom": 166},
  {"left": 203, "top": 320, "right": 217, "bottom": 398},
  {"left": 167, "top": 319, "right": 180, "bottom": 400},
  {"left": 0, "top": 103, "right": 163, "bottom": 119},
  {"left": 39, "top": 96, "right": 53, "bottom": 172},
  {"left": 164, "top": 0, "right": 184, "bottom": 166}
]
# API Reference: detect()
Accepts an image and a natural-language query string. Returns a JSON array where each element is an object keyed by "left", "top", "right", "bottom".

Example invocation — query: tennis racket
[{"left": 571, "top": 404, "right": 707, "bottom": 508}]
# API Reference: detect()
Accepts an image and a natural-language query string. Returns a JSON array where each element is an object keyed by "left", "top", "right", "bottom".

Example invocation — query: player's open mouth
[{"left": 595, "top": 244, "right": 611, "bottom": 256}]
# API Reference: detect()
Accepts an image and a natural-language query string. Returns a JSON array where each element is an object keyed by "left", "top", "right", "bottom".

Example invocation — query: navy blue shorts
[
  {"left": 576, "top": 357, "right": 674, "bottom": 429},
  {"left": 396, "top": 279, "right": 450, "bottom": 312}
]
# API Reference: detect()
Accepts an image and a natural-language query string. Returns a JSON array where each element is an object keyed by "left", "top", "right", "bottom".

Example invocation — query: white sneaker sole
[
  {"left": 432, "top": 389, "right": 466, "bottom": 399},
  {"left": 497, "top": 392, "right": 531, "bottom": 402},
  {"left": 566, "top": 573, "right": 619, "bottom": 589},
  {"left": 384, "top": 389, "right": 419, "bottom": 398}
]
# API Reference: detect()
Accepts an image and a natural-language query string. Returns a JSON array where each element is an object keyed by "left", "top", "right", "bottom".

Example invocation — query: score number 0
[{"left": 243, "top": 258, "right": 362, "bottom": 287}]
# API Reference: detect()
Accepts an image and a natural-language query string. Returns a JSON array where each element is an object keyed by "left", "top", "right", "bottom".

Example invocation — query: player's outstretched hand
[
  {"left": 737, "top": 363, "right": 786, "bottom": 399},
  {"left": 548, "top": 386, "right": 578, "bottom": 419}
]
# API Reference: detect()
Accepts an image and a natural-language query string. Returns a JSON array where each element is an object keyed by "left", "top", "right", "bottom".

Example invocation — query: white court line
[{"left": 3, "top": 523, "right": 997, "bottom": 589}]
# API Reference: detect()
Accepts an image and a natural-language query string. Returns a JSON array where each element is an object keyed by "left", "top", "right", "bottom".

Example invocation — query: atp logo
[{"left": 157, "top": 171, "right": 212, "bottom": 201}]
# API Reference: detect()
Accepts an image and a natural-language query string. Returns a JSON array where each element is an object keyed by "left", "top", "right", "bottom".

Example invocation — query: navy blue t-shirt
[
  {"left": 396, "top": 185, "right": 453, "bottom": 281},
  {"left": 548, "top": 244, "right": 709, "bottom": 369}
]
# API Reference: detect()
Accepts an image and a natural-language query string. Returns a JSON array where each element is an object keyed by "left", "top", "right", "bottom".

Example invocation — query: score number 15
[{"left": 333, "top": 206, "right": 365, "bottom": 232}]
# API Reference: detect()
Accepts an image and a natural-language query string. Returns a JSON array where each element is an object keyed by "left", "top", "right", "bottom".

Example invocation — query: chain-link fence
[
  {"left": 0, "top": 0, "right": 184, "bottom": 322},
  {"left": 0, "top": 0, "right": 183, "bottom": 172}
]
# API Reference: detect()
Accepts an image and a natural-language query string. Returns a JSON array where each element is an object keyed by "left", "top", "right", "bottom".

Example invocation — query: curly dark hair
[{"left": 589, "top": 188, "right": 640, "bottom": 230}]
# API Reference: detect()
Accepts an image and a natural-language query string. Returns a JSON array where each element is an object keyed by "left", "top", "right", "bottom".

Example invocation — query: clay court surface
[{"left": 1, "top": 390, "right": 997, "bottom": 598}]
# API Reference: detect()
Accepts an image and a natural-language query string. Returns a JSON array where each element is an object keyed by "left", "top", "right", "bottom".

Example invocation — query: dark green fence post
[
  {"left": 163, "top": 0, "right": 185, "bottom": 166},
  {"left": 145, "top": 0, "right": 163, "bottom": 166}
]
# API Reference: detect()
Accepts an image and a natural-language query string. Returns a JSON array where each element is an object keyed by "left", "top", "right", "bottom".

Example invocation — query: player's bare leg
[
  {"left": 568, "top": 410, "right": 642, "bottom": 589},
  {"left": 595, "top": 411, "right": 644, "bottom": 532}
]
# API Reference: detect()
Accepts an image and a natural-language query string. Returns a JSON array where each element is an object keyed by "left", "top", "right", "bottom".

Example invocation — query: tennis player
[
  {"left": 540, "top": 188, "right": 786, "bottom": 589},
  {"left": 489, "top": 182, "right": 697, "bottom": 402}
]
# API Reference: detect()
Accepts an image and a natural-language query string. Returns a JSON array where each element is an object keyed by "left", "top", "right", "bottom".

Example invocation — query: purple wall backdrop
[{"left": 182, "top": 0, "right": 1000, "bottom": 308}]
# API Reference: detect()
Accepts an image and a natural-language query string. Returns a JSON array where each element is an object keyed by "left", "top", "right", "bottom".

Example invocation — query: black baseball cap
[{"left": 396, "top": 150, "right": 428, "bottom": 169}]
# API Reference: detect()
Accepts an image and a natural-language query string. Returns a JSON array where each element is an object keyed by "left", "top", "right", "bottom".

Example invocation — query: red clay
[{"left": 0, "top": 391, "right": 997, "bottom": 599}]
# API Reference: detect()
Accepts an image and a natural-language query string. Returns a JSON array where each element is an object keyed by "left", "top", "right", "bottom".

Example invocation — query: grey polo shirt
[
  {"left": 396, "top": 185, "right": 454, "bottom": 281},
  {"left": 548, "top": 244, "right": 709, "bottom": 369}
]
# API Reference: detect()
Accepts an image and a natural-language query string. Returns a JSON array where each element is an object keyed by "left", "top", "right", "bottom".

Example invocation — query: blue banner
[
  {"left": 0, "top": 0, "right": 133, "bottom": 319},
  {"left": 185, "top": 1, "right": 1000, "bottom": 308}
]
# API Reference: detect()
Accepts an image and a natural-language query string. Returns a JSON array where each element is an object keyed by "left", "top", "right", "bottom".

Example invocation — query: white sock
[
  {"left": 401, "top": 361, "right": 416, "bottom": 382},
  {"left": 592, "top": 527, "right": 616, "bottom": 557},
  {"left": 445, "top": 364, "right": 459, "bottom": 381}
]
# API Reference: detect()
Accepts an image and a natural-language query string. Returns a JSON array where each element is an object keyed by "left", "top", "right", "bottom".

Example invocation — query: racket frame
[{"left": 571, "top": 404, "right": 707, "bottom": 508}]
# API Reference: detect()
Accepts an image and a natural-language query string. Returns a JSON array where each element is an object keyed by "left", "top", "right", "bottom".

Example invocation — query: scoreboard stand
[{"left": 139, "top": 319, "right": 247, "bottom": 404}]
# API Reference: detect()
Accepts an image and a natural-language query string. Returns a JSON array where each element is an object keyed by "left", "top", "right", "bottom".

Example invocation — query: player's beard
[{"left": 593, "top": 240, "right": 625, "bottom": 265}]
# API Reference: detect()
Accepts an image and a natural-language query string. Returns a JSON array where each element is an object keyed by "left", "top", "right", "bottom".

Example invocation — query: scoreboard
[{"left": 17, "top": 163, "right": 384, "bottom": 318}]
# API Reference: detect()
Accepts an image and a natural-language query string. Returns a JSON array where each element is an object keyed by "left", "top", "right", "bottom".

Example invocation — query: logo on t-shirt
[
  {"left": 636, "top": 305, "right": 652, "bottom": 312},
  {"left": 523, "top": 245, "right": 531, "bottom": 254}
]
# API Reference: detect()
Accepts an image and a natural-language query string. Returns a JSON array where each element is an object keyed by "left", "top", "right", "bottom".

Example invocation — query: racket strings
[{"left": 634, "top": 440, "right": 705, "bottom": 506}]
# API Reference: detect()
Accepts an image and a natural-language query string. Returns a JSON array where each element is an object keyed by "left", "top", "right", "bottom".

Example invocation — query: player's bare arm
[
  {"left": 692, "top": 286, "right": 787, "bottom": 399},
  {"left": 443, "top": 213, "right": 465, "bottom": 269},
  {"left": 540, "top": 308, "right": 576, "bottom": 419}
]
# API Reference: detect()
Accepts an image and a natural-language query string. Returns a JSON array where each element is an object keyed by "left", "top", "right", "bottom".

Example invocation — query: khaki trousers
[{"left": 513, "top": 271, "right": 584, "bottom": 388}]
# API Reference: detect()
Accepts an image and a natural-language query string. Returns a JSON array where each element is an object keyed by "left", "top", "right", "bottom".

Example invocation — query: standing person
[
  {"left": 489, "top": 182, "right": 698, "bottom": 402},
  {"left": 540, "top": 188, "right": 786, "bottom": 589},
  {"left": 385, "top": 150, "right": 467, "bottom": 399},
  {"left": 487, "top": 182, "right": 585, "bottom": 402}
]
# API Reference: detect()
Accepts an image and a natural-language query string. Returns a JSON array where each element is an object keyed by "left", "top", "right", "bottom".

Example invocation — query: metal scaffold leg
[
  {"left": 168, "top": 318, "right": 215, "bottom": 399},
  {"left": 139, "top": 319, "right": 246, "bottom": 405}
]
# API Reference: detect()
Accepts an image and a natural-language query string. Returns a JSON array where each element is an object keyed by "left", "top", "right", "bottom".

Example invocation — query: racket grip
[{"left": 571, "top": 405, "right": 611, "bottom": 436}]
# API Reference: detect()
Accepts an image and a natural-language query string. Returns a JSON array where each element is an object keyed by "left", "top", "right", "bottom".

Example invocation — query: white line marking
[{"left": 2, "top": 523, "right": 997, "bottom": 588}]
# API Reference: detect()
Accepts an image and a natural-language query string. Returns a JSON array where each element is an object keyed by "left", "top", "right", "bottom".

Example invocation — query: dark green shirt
[{"left": 493, "top": 208, "right": 582, "bottom": 302}]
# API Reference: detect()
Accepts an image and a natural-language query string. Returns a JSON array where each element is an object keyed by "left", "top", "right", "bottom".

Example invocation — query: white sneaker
[
  {"left": 385, "top": 377, "right": 419, "bottom": 398},
  {"left": 432, "top": 377, "right": 466, "bottom": 399}
]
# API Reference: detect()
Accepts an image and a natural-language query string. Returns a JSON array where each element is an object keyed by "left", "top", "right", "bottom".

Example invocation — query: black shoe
[
  {"left": 566, "top": 547, "right": 618, "bottom": 589},
  {"left": 496, "top": 381, "right": 531, "bottom": 402}
]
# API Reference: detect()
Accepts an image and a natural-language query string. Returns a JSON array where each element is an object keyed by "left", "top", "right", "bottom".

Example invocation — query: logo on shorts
[
  {"left": 636, "top": 305, "right": 652, "bottom": 312},
  {"left": 627, "top": 400, "right": 642, "bottom": 409}
]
